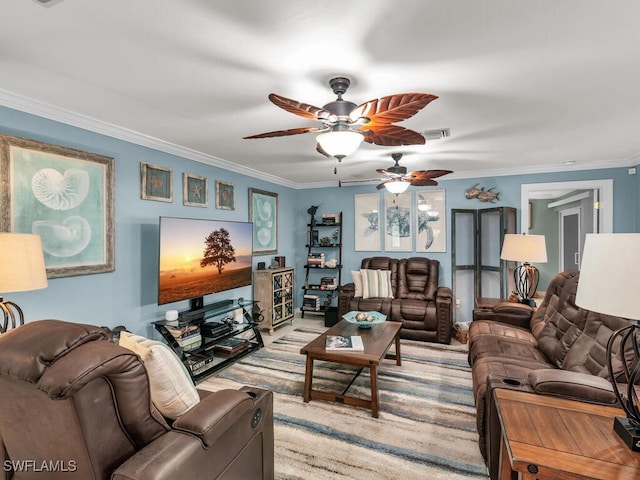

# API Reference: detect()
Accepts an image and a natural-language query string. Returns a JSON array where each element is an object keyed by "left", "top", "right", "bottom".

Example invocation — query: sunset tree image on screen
[
  {"left": 157, "top": 217, "right": 253, "bottom": 306},
  {"left": 200, "top": 228, "right": 236, "bottom": 274}
]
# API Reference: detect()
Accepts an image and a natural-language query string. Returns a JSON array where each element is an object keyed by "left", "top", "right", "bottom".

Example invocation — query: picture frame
[
  {"left": 416, "top": 189, "right": 446, "bottom": 252},
  {"left": 0, "top": 133, "right": 115, "bottom": 278},
  {"left": 249, "top": 188, "right": 278, "bottom": 254},
  {"left": 354, "top": 193, "right": 381, "bottom": 251},
  {"left": 215, "top": 180, "right": 235, "bottom": 210},
  {"left": 141, "top": 162, "right": 173, "bottom": 202},
  {"left": 384, "top": 192, "right": 412, "bottom": 252},
  {"left": 183, "top": 173, "right": 208, "bottom": 207}
]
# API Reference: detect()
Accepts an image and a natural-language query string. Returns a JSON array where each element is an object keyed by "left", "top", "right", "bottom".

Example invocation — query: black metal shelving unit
[{"left": 301, "top": 211, "right": 343, "bottom": 318}]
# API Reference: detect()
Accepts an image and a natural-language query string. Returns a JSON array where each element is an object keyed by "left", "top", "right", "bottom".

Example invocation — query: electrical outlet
[{"left": 455, "top": 298, "right": 461, "bottom": 308}]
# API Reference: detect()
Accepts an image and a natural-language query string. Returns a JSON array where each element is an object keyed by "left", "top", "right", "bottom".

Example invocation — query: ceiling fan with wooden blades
[
  {"left": 244, "top": 77, "right": 438, "bottom": 160},
  {"left": 339, "top": 153, "right": 452, "bottom": 192}
]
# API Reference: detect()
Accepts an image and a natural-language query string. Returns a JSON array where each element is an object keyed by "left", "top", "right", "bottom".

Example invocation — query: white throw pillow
[
  {"left": 351, "top": 270, "right": 363, "bottom": 297},
  {"left": 119, "top": 331, "right": 199, "bottom": 419},
  {"left": 360, "top": 269, "right": 394, "bottom": 299}
]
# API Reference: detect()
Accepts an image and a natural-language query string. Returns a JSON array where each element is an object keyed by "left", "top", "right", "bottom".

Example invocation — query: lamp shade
[
  {"left": 0, "top": 233, "right": 48, "bottom": 293},
  {"left": 500, "top": 234, "right": 548, "bottom": 263},
  {"left": 385, "top": 180, "right": 410, "bottom": 194},
  {"left": 315, "top": 131, "right": 363, "bottom": 158},
  {"left": 575, "top": 233, "right": 640, "bottom": 321}
]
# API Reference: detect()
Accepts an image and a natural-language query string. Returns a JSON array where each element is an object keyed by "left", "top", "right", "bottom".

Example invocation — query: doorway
[
  {"left": 560, "top": 207, "right": 580, "bottom": 270},
  {"left": 521, "top": 179, "right": 613, "bottom": 290}
]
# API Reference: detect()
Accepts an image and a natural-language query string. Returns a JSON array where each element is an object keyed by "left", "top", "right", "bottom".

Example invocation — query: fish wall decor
[{"left": 465, "top": 184, "right": 500, "bottom": 203}]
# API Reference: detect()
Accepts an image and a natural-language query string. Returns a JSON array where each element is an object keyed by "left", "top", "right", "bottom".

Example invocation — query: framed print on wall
[
  {"left": 354, "top": 193, "right": 381, "bottom": 251},
  {"left": 141, "top": 162, "right": 173, "bottom": 202},
  {"left": 416, "top": 189, "right": 446, "bottom": 252},
  {"left": 249, "top": 188, "right": 278, "bottom": 254},
  {"left": 384, "top": 192, "right": 412, "bottom": 252},
  {"left": 215, "top": 180, "right": 235, "bottom": 210},
  {"left": 0, "top": 133, "right": 115, "bottom": 278},
  {"left": 183, "top": 173, "right": 208, "bottom": 207}
]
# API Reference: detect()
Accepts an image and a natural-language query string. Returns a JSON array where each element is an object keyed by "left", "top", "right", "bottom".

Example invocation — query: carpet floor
[{"left": 198, "top": 326, "right": 489, "bottom": 479}]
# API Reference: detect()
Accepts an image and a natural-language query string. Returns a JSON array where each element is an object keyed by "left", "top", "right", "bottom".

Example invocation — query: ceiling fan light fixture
[
  {"left": 315, "top": 130, "right": 363, "bottom": 159},
  {"left": 385, "top": 179, "right": 410, "bottom": 194}
]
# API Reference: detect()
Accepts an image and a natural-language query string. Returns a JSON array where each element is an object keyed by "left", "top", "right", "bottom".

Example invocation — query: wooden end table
[
  {"left": 299, "top": 319, "right": 402, "bottom": 418},
  {"left": 494, "top": 388, "right": 640, "bottom": 480}
]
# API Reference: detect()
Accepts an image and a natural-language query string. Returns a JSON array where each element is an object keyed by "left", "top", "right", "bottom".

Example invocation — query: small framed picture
[
  {"left": 141, "top": 162, "right": 172, "bottom": 202},
  {"left": 183, "top": 173, "right": 208, "bottom": 207},
  {"left": 215, "top": 180, "right": 235, "bottom": 210}
]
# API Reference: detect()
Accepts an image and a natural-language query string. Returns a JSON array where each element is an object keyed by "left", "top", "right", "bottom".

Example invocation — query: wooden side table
[{"left": 494, "top": 388, "right": 640, "bottom": 480}]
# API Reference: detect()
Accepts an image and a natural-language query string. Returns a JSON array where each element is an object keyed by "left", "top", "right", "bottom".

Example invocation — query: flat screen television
[{"left": 158, "top": 216, "right": 253, "bottom": 308}]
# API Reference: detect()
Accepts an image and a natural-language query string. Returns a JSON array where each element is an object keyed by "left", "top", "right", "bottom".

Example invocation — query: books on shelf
[
  {"left": 322, "top": 213, "right": 339, "bottom": 225},
  {"left": 320, "top": 276, "right": 338, "bottom": 290},
  {"left": 213, "top": 337, "right": 250, "bottom": 356},
  {"left": 325, "top": 335, "right": 364, "bottom": 351},
  {"left": 307, "top": 252, "right": 325, "bottom": 267},
  {"left": 168, "top": 325, "right": 202, "bottom": 351},
  {"left": 303, "top": 294, "right": 321, "bottom": 310}
]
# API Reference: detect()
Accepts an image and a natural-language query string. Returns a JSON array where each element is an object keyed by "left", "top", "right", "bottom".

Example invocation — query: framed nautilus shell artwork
[
  {"left": 0, "top": 133, "right": 115, "bottom": 278},
  {"left": 248, "top": 188, "right": 278, "bottom": 254}
]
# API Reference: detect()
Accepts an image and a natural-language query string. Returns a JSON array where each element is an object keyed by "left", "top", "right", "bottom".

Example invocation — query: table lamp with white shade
[
  {"left": 0, "top": 233, "right": 48, "bottom": 331},
  {"left": 500, "top": 233, "right": 547, "bottom": 306},
  {"left": 575, "top": 233, "right": 640, "bottom": 451}
]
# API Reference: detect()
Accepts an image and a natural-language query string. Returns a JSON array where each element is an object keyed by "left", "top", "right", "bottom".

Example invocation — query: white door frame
[{"left": 521, "top": 179, "right": 613, "bottom": 234}]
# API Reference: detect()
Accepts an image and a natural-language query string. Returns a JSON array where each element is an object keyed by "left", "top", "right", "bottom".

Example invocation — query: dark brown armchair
[
  {"left": 0, "top": 320, "right": 274, "bottom": 480},
  {"left": 338, "top": 256, "right": 452, "bottom": 343}
]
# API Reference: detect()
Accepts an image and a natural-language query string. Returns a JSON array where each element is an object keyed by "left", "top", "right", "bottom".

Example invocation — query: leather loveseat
[
  {"left": 0, "top": 320, "right": 274, "bottom": 480},
  {"left": 469, "top": 270, "right": 633, "bottom": 480},
  {"left": 337, "top": 256, "right": 452, "bottom": 343}
]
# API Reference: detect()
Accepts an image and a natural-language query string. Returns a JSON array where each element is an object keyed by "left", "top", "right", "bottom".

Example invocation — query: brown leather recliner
[
  {"left": 338, "top": 256, "right": 452, "bottom": 343},
  {"left": 0, "top": 320, "right": 274, "bottom": 480}
]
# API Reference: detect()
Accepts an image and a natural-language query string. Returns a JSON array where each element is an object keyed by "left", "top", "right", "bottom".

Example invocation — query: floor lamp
[
  {"left": 575, "top": 233, "right": 640, "bottom": 451},
  {"left": 0, "top": 233, "right": 48, "bottom": 332},
  {"left": 500, "top": 234, "right": 547, "bottom": 307}
]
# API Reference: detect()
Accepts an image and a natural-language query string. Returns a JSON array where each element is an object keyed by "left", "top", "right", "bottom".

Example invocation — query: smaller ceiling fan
[{"left": 339, "top": 153, "right": 452, "bottom": 193}]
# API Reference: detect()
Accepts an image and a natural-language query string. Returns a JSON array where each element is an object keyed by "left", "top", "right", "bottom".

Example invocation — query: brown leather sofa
[
  {"left": 338, "top": 256, "right": 452, "bottom": 343},
  {"left": 472, "top": 298, "right": 534, "bottom": 329},
  {"left": 469, "top": 270, "right": 632, "bottom": 480},
  {"left": 0, "top": 320, "right": 274, "bottom": 480}
]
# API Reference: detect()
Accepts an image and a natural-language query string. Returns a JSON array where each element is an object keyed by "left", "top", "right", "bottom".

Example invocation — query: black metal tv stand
[{"left": 153, "top": 298, "right": 263, "bottom": 383}]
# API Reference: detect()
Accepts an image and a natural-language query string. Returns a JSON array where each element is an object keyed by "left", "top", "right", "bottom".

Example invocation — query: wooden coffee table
[{"left": 299, "top": 319, "right": 402, "bottom": 418}]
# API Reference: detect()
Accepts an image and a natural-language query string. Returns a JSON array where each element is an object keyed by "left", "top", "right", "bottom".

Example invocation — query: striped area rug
[{"left": 198, "top": 326, "right": 488, "bottom": 479}]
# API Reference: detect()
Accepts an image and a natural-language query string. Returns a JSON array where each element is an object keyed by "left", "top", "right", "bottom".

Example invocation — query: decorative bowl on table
[{"left": 343, "top": 311, "right": 386, "bottom": 328}]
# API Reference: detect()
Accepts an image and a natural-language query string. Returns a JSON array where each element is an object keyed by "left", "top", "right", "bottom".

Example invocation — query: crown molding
[{"left": 0, "top": 88, "right": 297, "bottom": 188}]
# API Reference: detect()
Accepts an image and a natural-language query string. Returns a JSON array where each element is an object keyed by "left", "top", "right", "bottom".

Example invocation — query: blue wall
[
  {"left": 2, "top": 105, "right": 638, "bottom": 335},
  {"left": 0, "top": 106, "right": 297, "bottom": 338},
  {"left": 297, "top": 168, "right": 636, "bottom": 296}
]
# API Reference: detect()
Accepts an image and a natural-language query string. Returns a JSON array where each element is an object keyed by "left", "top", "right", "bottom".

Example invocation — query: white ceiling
[{"left": 1, "top": 0, "right": 639, "bottom": 188}]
